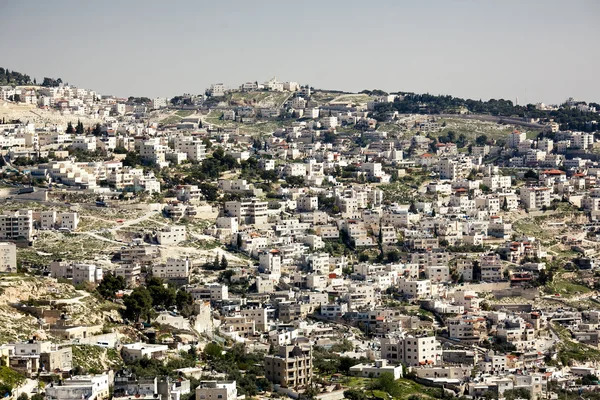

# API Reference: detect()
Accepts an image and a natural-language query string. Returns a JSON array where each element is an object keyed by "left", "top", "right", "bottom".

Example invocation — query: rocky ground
[
  {"left": 0, "top": 274, "right": 121, "bottom": 342},
  {"left": 1, "top": 101, "right": 102, "bottom": 126}
]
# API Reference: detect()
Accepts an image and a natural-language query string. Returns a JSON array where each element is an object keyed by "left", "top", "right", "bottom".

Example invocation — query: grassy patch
[
  {"left": 546, "top": 273, "right": 591, "bottom": 297},
  {"left": 512, "top": 219, "right": 553, "bottom": 241},
  {"left": 71, "top": 345, "right": 123, "bottom": 373},
  {"left": 230, "top": 91, "right": 290, "bottom": 108},
  {"left": 380, "top": 172, "right": 430, "bottom": 203},
  {"left": 331, "top": 93, "right": 372, "bottom": 105},
  {"left": 437, "top": 118, "right": 540, "bottom": 142},
  {"left": 160, "top": 115, "right": 182, "bottom": 125},
  {"left": 18, "top": 231, "right": 118, "bottom": 268},
  {"left": 310, "top": 91, "right": 345, "bottom": 106},
  {"left": 553, "top": 323, "right": 600, "bottom": 365},
  {"left": 176, "top": 110, "right": 194, "bottom": 117}
]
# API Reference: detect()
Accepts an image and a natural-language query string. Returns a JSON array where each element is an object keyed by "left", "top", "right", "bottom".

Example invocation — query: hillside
[
  {"left": 0, "top": 67, "right": 33, "bottom": 86},
  {"left": 0, "top": 66, "right": 63, "bottom": 87},
  {"left": 0, "top": 274, "right": 122, "bottom": 342}
]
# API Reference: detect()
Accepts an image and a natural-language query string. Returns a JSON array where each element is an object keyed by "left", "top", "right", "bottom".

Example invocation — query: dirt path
[{"left": 108, "top": 210, "right": 160, "bottom": 232}]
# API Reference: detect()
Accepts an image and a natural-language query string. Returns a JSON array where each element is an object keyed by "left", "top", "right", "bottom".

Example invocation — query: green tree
[
  {"left": 122, "top": 286, "right": 154, "bottom": 322},
  {"left": 220, "top": 255, "right": 228, "bottom": 270},
  {"left": 503, "top": 388, "right": 529, "bottom": 400},
  {"left": 175, "top": 290, "right": 194, "bottom": 317},
  {"left": 476, "top": 134, "right": 489, "bottom": 146},
  {"left": 285, "top": 175, "right": 305, "bottom": 187},
  {"left": 446, "top": 131, "right": 456, "bottom": 143},
  {"left": 97, "top": 272, "right": 126, "bottom": 298},
  {"left": 524, "top": 169, "right": 538, "bottom": 180},
  {"left": 0, "top": 366, "right": 25, "bottom": 396},
  {"left": 339, "top": 357, "right": 360, "bottom": 374},
  {"left": 582, "top": 374, "right": 599, "bottom": 385},
  {"left": 75, "top": 120, "right": 84, "bottom": 135},
  {"left": 202, "top": 342, "right": 223, "bottom": 361},
  {"left": 92, "top": 123, "right": 102, "bottom": 136},
  {"left": 323, "top": 131, "right": 336, "bottom": 144},
  {"left": 146, "top": 277, "right": 176, "bottom": 308},
  {"left": 387, "top": 250, "right": 401, "bottom": 263},
  {"left": 369, "top": 372, "right": 401, "bottom": 397},
  {"left": 199, "top": 183, "right": 219, "bottom": 201},
  {"left": 65, "top": 122, "right": 75, "bottom": 134},
  {"left": 123, "top": 151, "right": 142, "bottom": 167},
  {"left": 343, "top": 390, "right": 366, "bottom": 400}
]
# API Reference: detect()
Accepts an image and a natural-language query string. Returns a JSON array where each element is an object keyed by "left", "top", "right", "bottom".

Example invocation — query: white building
[
  {"left": 520, "top": 187, "right": 551, "bottom": 210},
  {"left": 0, "top": 210, "right": 34, "bottom": 241},
  {"left": 49, "top": 261, "right": 103, "bottom": 285},
  {"left": 349, "top": 359, "right": 403, "bottom": 380},
  {"left": 152, "top": 258, "right": 191, "bottom": 280},
  {"left": 508, "top": 131, "right": 526, "bottom": 148},
  {"left": 321, "top": 116, "right": 338, "bottom": 129},
  {"left": 195, "top": 381, "right": 237, "bottom": 400},
  {"left": 152, "top": 97, "right": 168, "bottom": 109},
  {"left": 380, "top": 336, "right": 442, "bottom": 367},
  {"left": 174, "top": 137, "right": 207, "bottom": 162},
  {"left": 122, "top": 343, "right": 169, "bottom": 361},
  {"left": 45, "top": 374, "right": 110, "bottom": 400},
  {"left": 0, "top": 242, "right": 17, "bottom": 273},
  {"left": 396, "top": 278, "right": 431, "bottom": 299},
  {"left": 157, "top": 225, "right": 186, "bottom": 245}
]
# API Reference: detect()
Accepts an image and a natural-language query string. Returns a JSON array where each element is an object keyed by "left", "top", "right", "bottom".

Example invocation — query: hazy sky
[{"left": 1, "top": 0, "right": 598, "bottom": 104}]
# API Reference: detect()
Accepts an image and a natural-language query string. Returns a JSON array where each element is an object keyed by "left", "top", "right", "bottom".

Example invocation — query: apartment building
[
  {"left": 507, "top": 131, "right": 526, "bottom": 148},
  {"left": 176, "top": 185, "right": 202, "bottom": 202},
  {"left": 349, "top": 359, "right": 403, "bottom": 380},
  {"left": 396, "top": 278, "right": 431, "bottom": 299},
  {"left": 240, "top": 307, "right": 270, "bottom": 332},
  {"left": 480, "top": 254, "right": 505, "bottom": 281},
  {"left": 156, "top": 225, "right": 186, "bottom": 245},
  {"left": 0, "top": 242, "right": 17, "bottom": 273},
  {"left": 71, "top": 136, "right": 97, "bottom": 152},
  {"left": 174, "top": 137, "right": 207, "bottom": 162},
  {"left": 380, "top": 225, "right": 397, "bottom": 244},
  {"left": 343, "top": 284, "right": 377, "bottom": 311},
  {"left": 297, "top": 195, "right": 318, "bottom": 212},
  {"left": 50, "top": 261, "right": 103, "bottom": 285},
  {"left": 380, "top": 336, "right": 442, "bottom": 367},
  {"left": 519, "top": 187, "right": 551, "bottom": 210},
  {"left": 45, "top": 374, "right": 110, "bottom": 400},
  {"left": 59, "top": 212, "right": 79, "bottom": 231},
  {"left": 189, "top": 283, "right": 229, "bottom": 302},
  {"left": 570, "top": 132, "right": 594, "bottom": 150},
  {"left": 122, "top": 343, "right": 169, "bottom": 362},
  {"left": 152, "top": 258, "right": 191, "bottom": 282},
  {"left": 482, "top": 175, "right": 512, "bottom": 191},
  {"left": 264, "top": 344, "right": 313, "bottom": 388},
  {"left": 447, "top": 316, "right": 484, "bottom": 341},
  {"left": 140, "top": 140, "right": 167, "bottom": 165},
  {"left": 113, "top": 264, "right": 142, "bottom": 287},
  {"left": 259, "top": 250, "right": 282, "bottom": 277},
  {"left": 120, "top": 242, "right": 160, "bottom": 264},
  {"left": 221, "top": 315, "right": 256, "bottom": 338},
  {"left": 0, "top": 210, "right": 34, "bottom": 241},
  {"left": 497, "top": 317, "right": 535, "bottom": 346},
  {"left": 224, "top": 198, "right": 268, "bottom": 225}
]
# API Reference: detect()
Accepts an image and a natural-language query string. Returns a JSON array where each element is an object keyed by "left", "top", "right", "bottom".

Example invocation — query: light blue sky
[{"left": 1, "top": 0, "right": 598, "bottom": 104}]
